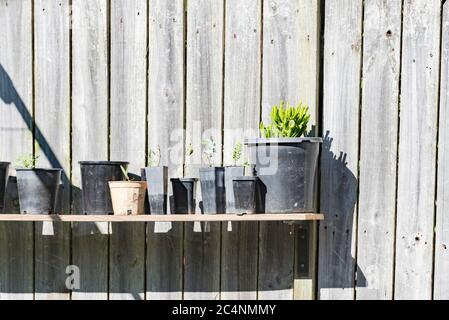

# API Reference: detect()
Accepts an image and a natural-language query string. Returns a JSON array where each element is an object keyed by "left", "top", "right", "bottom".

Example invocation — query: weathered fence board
[
  {"left": 71, "top": 0, "right": 109, "bottom": 300},
  {"left": 434, "top": 1, "right": 449, "bottom": 300},
  {"left": 147, "top": 0, "right": 184, "bottom": 300},
  {"left": 109, "top": 0, "right": 147, "bottom": 300},
  {"left": 34, "top": 0, "right": 71, "bottom": 300},
  {"left": 223, "top": 0, "right": 261, "bottom": 300},
  {"left": 319, "top": 0, "right": 362, "bottom": 300},
  {"left": 184, "top": 0, "right": 223, "bottom": 300},
  {"left": 356, "top": 0, "right": 401, "bottom": 300},
  {"left": 394, "top": 0, "right": 441, "bottom": 300},
  {"left": 0, "top": 0, "right": 34, "bottom": 300}
]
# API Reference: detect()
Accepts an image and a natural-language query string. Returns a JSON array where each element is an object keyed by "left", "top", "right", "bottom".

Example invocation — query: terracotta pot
[{"left": 108, "top": 181, "right": 147, "bottom": 215}]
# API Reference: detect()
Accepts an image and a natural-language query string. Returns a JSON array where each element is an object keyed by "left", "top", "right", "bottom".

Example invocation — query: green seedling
[
  {"left": 16, "top": 154, "right": 39, "bottom": 169},
  {"left": 232, "top": 142, "right": 242, "bottom": 166},
  {"left": 202, "top": 138, "right": 217, "bottom": 167},
  {"left": 146, "top": 145, "right": 161, "bottom": 167}
]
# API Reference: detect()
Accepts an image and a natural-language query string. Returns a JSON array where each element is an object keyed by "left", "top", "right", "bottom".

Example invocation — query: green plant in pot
[
  {"left": 199, "top": 137, "right": 225, "bottom": 214},
  {"left": 142, "top": 145, "right": 168, "bottom": 215},
  {"left": 225, "top": 142, "right": 250, "bottom": 213},
  {"left": 108, "top": 165, "right": 147, "bottom": 215},
  {"left": 15, "top": 154, "right": 63, "bottom": 214},
  {"left": 245, "top": 101, "right": 322, "bottom": 213},
  {"left": 0, "top": 160, "right": 11, "bottom": 213}
]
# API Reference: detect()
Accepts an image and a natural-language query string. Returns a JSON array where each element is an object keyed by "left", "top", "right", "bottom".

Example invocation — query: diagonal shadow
[{"left": 0, "top": 64, "right": 68, "bottom": 182}]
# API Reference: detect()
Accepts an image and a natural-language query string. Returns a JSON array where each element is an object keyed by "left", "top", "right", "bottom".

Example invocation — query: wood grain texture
[
  {"left": 222, "top": 0, "right": 261, "bottom": 300},
  {"left": 356, "top": 0, "right": 401, "bottom": 300},
  {"left": 146, "top": 0, "right": 185, "bottom": 300},
  {"left": 259, "top": 0, "right": 303, "bottom": 300},
  {"left": 434, "top": 1, "right": 449, "bottom": 300},
  {"left": 0, "top": 0, "right": 34, "bottom": 299},
  {"left": 223, "top": 0, "right": 261, "bottom": 160},
  {"left": 318, "top": 0, "right": 362, "bottom": 300},
  {"left": 33, "top": 0, "right": 71, "bottom": 300},
  {"left": 183, "top": 0, "right": 223, "bottom": 301},
  {"left": 298, "top": 0, "right": 320, "bottom": 132},
  {"left": 71, "top": 0, "right": 109, "bottom": 300},
  {"left": 0, "top": 213, "right": 324, "bottom": 222},
  {"left": 109, "top": 0, "right": 147, "bottom": 300},
  {"left": 394, "top": 0, "right": 441, "bottom": 300}
]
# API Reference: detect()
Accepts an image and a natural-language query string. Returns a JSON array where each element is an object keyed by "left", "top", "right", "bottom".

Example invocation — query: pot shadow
[{"left": 318, "top": 131, "right": 366, "bottom": 295}]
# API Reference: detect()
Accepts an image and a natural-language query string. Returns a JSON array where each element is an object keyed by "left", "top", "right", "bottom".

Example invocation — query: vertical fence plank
[
  {"left": 147, "top": 0, "right": 184, "bottom": 300},
  {"left": 0, "top": 0, "right": 34, "bottom": 300},
  {"left": 184, "top": 0, "right": 223, "bottom": 300},
  {"left": 395, "top": 0, "right": 441, "bottom": 300},
  {"left": 34, "top": 0, "right": 71, "bottom": 300},
  {"left": 260, "top": 0, "right": 302, "bottom": 300},
  {"left": 435, "top": 1, "right": 449, "bottom": 300},
  {"left": 356, "top": 0, "right": 401, "bottom": 300},
  {"left": 318, "top": 0, "right": 362, "bottom": 300},
  {"left": 110, "top": 0, "right": 147, "bottom": 300},
  {"left": 71, "top": 0, "right": 109, "bottom": 300},
  {"left": 298, "top": 0, "right": 320, "bottom": 132},
  {"left": 222, "top": 0, "right": 261, "bottom": 300}
]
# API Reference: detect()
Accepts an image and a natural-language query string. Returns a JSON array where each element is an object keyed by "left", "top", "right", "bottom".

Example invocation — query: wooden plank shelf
[{"left": 0, "top": 213, "right": 324, "bottom": 222}]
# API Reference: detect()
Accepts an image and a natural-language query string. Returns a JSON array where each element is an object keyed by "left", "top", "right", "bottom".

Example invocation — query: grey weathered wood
[
  {"left": 222, "top": 0, "right": 261, "bottom": 300},
  {"left": 0, "top": 0, "right": 34, "bottom": 299},
  {"left": 0, "top": 213, "right": 324, "bottom": 222},
  {"left": 109, "top": 0, "right": 147, "bottom": 300},
  {"left": 294, "top": 221, "right": 317, "bottom": 300},
  {"left": 298, "top": 0, "right": 320, "bottom": 133},
  {"left": 259, "top": 0, "right": 302, "bottom": 300},
  {"left": 356, "top": 0, "right": 401, "bottom": 300},
  {"left": 434, "top": 1, "right": 449, "bottom": 300},
  {"left": 33, "top": 0, "right": 71, "bottom": 300},
  {"left": 71, "top": 0, "right": 109, "bottom": 300},
  {"left": 147, "top": 0, "right": 185, "bottom": 300},
  {"left": 183, "top": 0, "right": 223, "bottom": 301},
  {"left": 318, "top": 0, "right": 362, "bottom": 300},
  {"left": 394, "top": 0, "right": 441, "bottom": 300}
]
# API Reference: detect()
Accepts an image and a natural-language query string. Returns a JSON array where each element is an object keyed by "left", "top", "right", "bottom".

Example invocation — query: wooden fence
[{"left": 0, "top": 0, "right": 447, "bottom": 300}]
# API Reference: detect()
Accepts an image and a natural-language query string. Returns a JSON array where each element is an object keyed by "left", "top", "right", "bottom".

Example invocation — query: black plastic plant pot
[
  {"left": 232, "top": 176, "right": 259, "bottom": 215},
  {"left": 199, "top": 167, "right": 226, "bottom": 214},
  {"left": 16, "top": 168, "right": 62, "bottom": 214},
  {"left": 224, "top": 166, "right": 245, "bottom": 213},
  {"left": 144, "top": 166, "right": 168, "bottom": 215},
  {"left": 245, "top": 137, "right": 322, "bottom": 213},
  {"left": 171, "top": 178, "right": 197, "bottom": 214},
  {"left": 79, "top": 161, "right": 128, "bottom": 215},
  {"left": 0, "top": 162, "right": 10, "bottom": 213}
]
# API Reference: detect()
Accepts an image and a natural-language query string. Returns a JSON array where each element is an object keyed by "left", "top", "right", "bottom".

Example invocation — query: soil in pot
[
  {"left": 144, "top": 166, "right": 168, "bottom": 214},
  {"left": 245, "top": 137, "right": 322, "bottom": 213},
  {"left": 171, "top": 178, "right": 197, "bottom": 214},
  {"left": 109, "top": 181, "right": 147, "bottom": 215},
  {"left": 0, "top": 162, "right": 10, "bottom": 213},
  {"left": 199, "top": 167, "right": 226, "bottom": 214},
  {"left": 16, "top": 168, "right": 62, "bottom": 214},
  {"left": 79, "top": 161, "right": 129, "bottom": 214},
  {"left": 232, "top": 176, "right": 259, "bottom": 215},
  {"left": 224, "top": 166, "right": 245, "bottom": 213}
]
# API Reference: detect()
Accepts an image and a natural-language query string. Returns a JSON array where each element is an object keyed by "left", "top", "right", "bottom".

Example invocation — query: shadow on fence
[{"left": 319, "top": 131, "right": 366, "bottom": 294}]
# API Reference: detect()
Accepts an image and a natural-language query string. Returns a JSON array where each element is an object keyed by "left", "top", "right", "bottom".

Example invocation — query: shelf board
[{"left": 0, "top": 213, "right": 324, "bottom": 222}]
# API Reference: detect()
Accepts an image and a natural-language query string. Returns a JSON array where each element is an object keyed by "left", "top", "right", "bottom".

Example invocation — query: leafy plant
[
  {"left": 260, "top": 101, "right": 310, "bottom": 138},
  {"left": 146, "top": 145, "right": 161, "bottom": 167},
  {"left": 120, "top": 165, "right": 131, "bottom": 181},
  {"left": 202, "top": 137, "right": 217, "bottom": 167},
  {"left": 232, "top": 142, "right": 242, "bottom": 166},
  {"left": 17, "top": 154, "right": 39, "bottom": 169}
]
